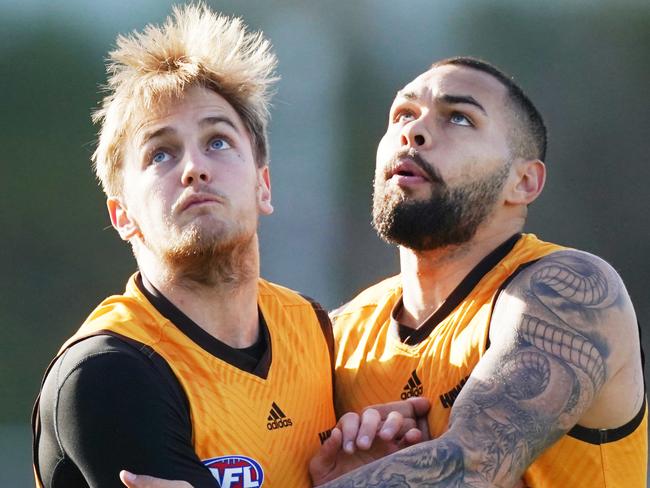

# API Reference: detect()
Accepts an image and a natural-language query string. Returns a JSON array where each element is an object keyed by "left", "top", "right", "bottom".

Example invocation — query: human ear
[
  {"left": 257, "top": 166, "right": 273, "bottom": 215},
  {"left": 505, "top": 159, "right": 546, "bottom": 206},
  {"left": 106, "top": 197, "right": 141, "bottom": 241}
]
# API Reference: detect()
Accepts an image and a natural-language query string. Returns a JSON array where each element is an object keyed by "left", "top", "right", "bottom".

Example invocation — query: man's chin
[
  {"left": 160, "top": 230, "right": 257, "bottom": 286},
  {"left": 167, "top": 231, "right": 237, "bottom": 261}
]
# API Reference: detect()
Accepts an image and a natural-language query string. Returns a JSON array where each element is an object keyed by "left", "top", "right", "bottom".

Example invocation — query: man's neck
[
  {"left": 137, "top": 237, "right": 261, "bottom": 349},
  {"left": 398, "top": 221, "right": 523, "bottom": 329}
]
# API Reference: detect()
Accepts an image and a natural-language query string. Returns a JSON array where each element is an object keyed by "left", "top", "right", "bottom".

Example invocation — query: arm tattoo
[
  {"left": 531, "top": 261, "right": 608, "bottom": 306},
  {"left": 447, "top": 255, "right": 617, "bottom": 482},
  {"left": 519, "top": 314, "right": 606, "bottom": 390},
  {"left": 323, "top": 442, "right": 469, "bottom": 488},
  {"left": 322, "top": 253, "right": 620, "bottom": 487}
]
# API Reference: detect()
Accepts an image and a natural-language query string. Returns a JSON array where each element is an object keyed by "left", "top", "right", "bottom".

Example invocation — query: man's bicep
[
  {"left": 46, "top": 339, "right": 216, "bottom": 487},
  {"left": 447, "top": 251, "right": 635, "bottom": 483}
]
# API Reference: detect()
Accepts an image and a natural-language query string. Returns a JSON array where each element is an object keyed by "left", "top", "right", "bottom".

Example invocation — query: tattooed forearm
[{"left": 321, "top": 441, "right": 470, "bottom": 488}]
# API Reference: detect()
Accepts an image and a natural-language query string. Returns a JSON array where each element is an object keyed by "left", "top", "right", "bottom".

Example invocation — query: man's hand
[
  {"left": 338, "top": 396, "right": 430, "bottom": 453},
  {"left": 310, "top": 397, "right": 430, "bottom": 485},
  {"left": 119, "top": 470, "right": 193, "bottom": 488}
]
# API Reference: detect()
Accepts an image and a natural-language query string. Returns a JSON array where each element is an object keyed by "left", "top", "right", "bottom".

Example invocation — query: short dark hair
[{"left": 431, "top": 56, "right": 547, "bottom": 161}]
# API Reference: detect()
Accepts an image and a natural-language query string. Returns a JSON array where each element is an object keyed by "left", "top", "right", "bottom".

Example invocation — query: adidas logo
[
  {"left": 266, "top": 402, "right": 293, "bottom": 430},
  {"left": 400, "top": 370, "right": 423, "bottom": 400}
]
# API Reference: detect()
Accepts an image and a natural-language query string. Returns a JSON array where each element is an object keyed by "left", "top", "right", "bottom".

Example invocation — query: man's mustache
[{"left": 390, "top": 148, "right": 445, "bottom": 186}]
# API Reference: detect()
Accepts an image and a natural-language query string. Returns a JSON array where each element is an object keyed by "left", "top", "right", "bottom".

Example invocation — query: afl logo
[{"left": 203, "top": 455, "right": 264, "bottom": 488}]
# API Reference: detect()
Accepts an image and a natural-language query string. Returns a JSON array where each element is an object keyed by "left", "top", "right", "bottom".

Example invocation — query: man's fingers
[
  {"left": 408, "top": 397, "right": 432, "bottom": 440},
  {"left": 337, "top": 412, "right": 361, "bottom": 453},
  {"left": 320, "top": 427, "right": 343, "bottom": 461},
  {"left": 378, "top": 410, "right": 407, "bottom": 440},
  {"left": 401, "top": 427, "right": 424, "bottom": 446},
  {"left": 336, "top": 398, "right": 431, "bottom": 454},
  {"left": 355, "top": 408, "right": 381, "bottom": 450},
  {"left": 308, "top": 427, "right": 343, "bottom": 481},
  {"left": 366, "top": 397, "right": 431, "bottom": 421},
  {"left": 119, "top": 471, "right": 193, "bottom": 488},
  {"left": 406, "top": 396, "right": 431, "bottom": 418},
  {"left": 120, "top": 471, "right": 137, "bottom": 487}
]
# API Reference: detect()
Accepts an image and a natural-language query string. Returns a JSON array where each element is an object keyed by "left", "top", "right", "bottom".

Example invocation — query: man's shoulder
[
  {"left": 58, "top": 274, "right": 165, "bottom": 351},
  {"left": 39, "top": 335, "right": 159, "bottom": 412},
  {"left": 330, "top": 275, "right": 402, "bottom": 321},
  {"left": 490, "top": 246, "right": 644, "bottom": 428},
  {"left": 78, "top": 274, "right": 153, "bottom": 328},
  {"left": 505, "top": 247, "right": 626, "bottom": 301},
  {"left": 504, "top": 248, "right": 637, "bottom": 352},
  {"left": 50, "top": 334, "right": 156, "bottom": 382}
]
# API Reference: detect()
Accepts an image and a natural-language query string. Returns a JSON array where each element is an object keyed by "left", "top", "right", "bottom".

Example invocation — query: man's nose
[
  {"left": 400, "top": 118, "right": 430, "bottom": 149},
  {"left": 181, "top": 153, "right": 211, "bottom": 186}
]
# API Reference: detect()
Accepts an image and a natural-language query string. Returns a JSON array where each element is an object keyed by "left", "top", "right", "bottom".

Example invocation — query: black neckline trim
[
  {"left": 567, "top": 397, "right": 646, "bottom": 444},
  {"left": 396, "top": 233, "right": 522, "bottom": 345},
  {"left": 136, "top": 273, "right": 272, "bottom": 379}
]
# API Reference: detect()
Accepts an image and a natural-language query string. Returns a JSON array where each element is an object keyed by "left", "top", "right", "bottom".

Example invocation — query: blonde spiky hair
[{"left": 92, "top": 3, "right": 278, "bottom": 196}]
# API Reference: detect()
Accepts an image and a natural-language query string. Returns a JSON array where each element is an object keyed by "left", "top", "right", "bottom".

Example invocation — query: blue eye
[
  {"left": 152, "top": 151, "right": 171, "bottom": 164},
  {"left": 209, "top": 138, "right": 231, "bottom": 151},
  {"left": 394, "top": 110, "right": 416, "bottom": 124},
  {"left": 450, "top": 113, "right": 472, "bottom": 126}
]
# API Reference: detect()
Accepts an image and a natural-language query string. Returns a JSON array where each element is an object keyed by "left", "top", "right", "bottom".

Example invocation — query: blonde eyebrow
[
  {"left": 137, "top": 116, "right": 239, "bottom": 148},
  {"left": 138, "top": 126, "right": 176, "bottom": 147},
  {"left": 199, "top": 116, "right": 238, "bottom": 131}
]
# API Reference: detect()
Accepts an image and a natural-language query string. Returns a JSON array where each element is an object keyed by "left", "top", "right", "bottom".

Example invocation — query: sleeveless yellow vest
[
  {"left": 333, "top": 234, "right": 647, "bottom": 487},
  {"left": 52, "top": 275, "right": 336, "bottom": 487}
]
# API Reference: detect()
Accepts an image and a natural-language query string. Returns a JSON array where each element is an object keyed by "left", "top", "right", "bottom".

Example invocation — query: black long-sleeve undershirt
[{"left": 35, "top": 334, "right": 218, "bottom": 487}]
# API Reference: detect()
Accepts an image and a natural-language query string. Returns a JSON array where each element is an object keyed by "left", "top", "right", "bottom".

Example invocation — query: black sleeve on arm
[{"left": 36, "top": 334, "right": 217, "bottom": 488}]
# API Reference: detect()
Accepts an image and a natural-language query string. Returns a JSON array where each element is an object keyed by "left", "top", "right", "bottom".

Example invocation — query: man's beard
[
  {"left": 159, "top": 221, "right": 258, "bottom": 287},
  {"left": 372, "top": 161, "right": 510, "bottom": 251}
]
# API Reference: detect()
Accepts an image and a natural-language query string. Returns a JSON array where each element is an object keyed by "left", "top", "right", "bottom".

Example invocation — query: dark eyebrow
[
  {"left": 439, "top": 94, "right": 487, "bottom": 115},
  {"left": 394, "top": 91, "right": 487, "bottom": 116},
  {"left": 395, "top": 90, "right": 418, "bottom": 101}
]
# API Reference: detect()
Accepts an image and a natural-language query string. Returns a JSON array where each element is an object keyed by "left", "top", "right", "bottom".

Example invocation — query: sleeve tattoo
[{"left": 322, "top": 252, "right": 621, "bottom": 487}]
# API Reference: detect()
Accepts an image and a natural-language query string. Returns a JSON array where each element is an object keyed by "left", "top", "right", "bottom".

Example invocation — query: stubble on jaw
[{"left": 149, "top": 219, "right": 259, "bottom": 289}]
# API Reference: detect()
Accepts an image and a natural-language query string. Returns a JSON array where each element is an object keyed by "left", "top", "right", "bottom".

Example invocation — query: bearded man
[{"left": 320, "top": 57, "right": 647, "bottom": 487}]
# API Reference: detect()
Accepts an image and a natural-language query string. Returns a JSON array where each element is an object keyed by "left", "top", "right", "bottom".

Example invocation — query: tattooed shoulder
[
  {"left": 527, "top": 250, "right": 623, "bottom": 307},
  {"left": 489, "top": 249, "right": 642, "bottom": 426},
  {"left": 495, "top": 250, "right": 629, "bottom": 338}
]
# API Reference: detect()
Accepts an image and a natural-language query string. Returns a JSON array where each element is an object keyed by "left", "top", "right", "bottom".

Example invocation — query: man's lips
[
  {"left": 386, "top": 158, "right": 431, "bottom": 183},
  {"left": 175, "top": 193, "right": 224, "bottom": 212}
]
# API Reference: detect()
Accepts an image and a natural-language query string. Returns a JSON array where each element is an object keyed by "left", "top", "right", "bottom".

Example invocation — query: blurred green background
[{"left": 2, "top": 0, "right": 649, "bottom": 485}]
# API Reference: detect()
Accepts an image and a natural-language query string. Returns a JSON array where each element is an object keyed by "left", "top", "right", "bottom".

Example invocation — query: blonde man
[{"left": 32, "top": 5, "right": 341, "bottom": 487}]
